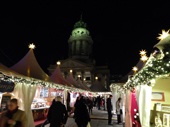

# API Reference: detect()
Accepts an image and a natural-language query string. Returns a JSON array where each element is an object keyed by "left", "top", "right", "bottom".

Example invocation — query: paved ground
[
  {"left": 64, "top": 118, "right": 124, "bottom": 127},
  {"left": 38, "top": 107, "right": 124, "bottom": 127}
]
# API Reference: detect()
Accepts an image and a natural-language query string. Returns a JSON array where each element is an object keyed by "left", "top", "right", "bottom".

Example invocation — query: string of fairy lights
[
  {"left": 0, "top": 43, "right": 97, "bottom": 95},
  {"left": 110, "top": 29, "right": 170, "bottom": 92}
]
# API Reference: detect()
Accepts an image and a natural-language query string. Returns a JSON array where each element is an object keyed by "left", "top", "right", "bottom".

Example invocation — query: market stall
[
  {"left": 122, "top": 30, "right": 170, "bottom": 127},
  {"left": 150, "top": 78, "right": 170, "bottom": 126},
  {"left": 31, "top": 86, "right": 64, "bottom": 120},
  {"left": 50, "top": 62, "right": 72, "bottom": 87},
  {"left": 90, "top": 77, "right": 110, "bottom": 110},
  {"left": 10, "top": 44, "right": 66, "bottom": 126},
  {"left": 0, "top": 44, "right": 93, "bottom": 127},
  {"left": 66, "top": 71, "right": 82, "bottom": 111}
]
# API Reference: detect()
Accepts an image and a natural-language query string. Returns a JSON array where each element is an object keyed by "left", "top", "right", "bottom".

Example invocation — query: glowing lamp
[
  {"left": 70, "top": 70, "right": 73, "bottom": 73},
  {"left": 29, "top": 43, "right": 35, "bottom": 49},
  {"left": 157, "top": 29, "right": 169, "bottom": 41},
  {"left": 57, "top": 61, "right": 61, "bottom": 65},
  {"left": 78, "top": 75, "right": 81, "bottom": 78},
  {"left": 95, "top": 77, "right": 98, "bottom": 80},
  {"left": 140, "top": 55, "right": 148, "bottom": 62},
  {"left": 84, "top": 78, "right": 86, "bottom": 81},
  {"left": 140, "top": 49, "right": 146, "bottom": 56}
]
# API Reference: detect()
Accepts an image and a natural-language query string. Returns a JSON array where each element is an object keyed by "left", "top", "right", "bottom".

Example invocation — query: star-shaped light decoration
[
  {"left": 140, "top": 55, "right": 148, "bottom": 62},
  {"left": 157, "top": 29, "right": 169, "bottom": 41},
  {"left": 132, "top": 66, "right": 138, "bottom": 73},
  {"left": 139, "top": 50, "right": 146, "bottom": 56},
  {"left": 29, "top": 43, "right": 35, "bottom": 49}
]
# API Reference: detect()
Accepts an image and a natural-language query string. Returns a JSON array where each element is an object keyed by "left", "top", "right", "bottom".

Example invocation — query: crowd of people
[{"left": 0, "top": 95, "right": 123, "bottom": 127}]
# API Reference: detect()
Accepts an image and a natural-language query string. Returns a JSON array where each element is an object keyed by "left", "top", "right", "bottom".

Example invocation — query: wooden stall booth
[{"left": 31, "top": 86, "right": 64, "bottom": 121}]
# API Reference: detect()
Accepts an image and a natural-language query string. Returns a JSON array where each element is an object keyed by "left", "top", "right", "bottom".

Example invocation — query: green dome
[{"left": 73, "top": 19, "right": 88, "bottom": 30}]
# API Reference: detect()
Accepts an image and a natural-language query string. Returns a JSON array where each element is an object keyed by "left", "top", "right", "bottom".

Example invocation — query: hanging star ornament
[
  {"left": 157, "top": 29, "right": 169, "bottom": 41},
  {"left": 139, "top": 49, "right": 147, "bottom": 56},
  {"left": 132, "top": 66, "right": 138, "bottom": 72},
  {"left": 140, "top": 55, "right": 148, "bottom": 62}
]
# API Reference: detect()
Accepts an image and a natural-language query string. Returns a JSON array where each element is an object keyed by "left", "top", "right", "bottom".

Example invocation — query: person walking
[
  {"left": 88, "top": 97, "right": 93, "bottom": 115},
  {"left": 107, "top": 95, "right": 113, "bottom": 125},
  {"left": 47, "top": 96, "right": 68, "bottom": 127},
  {"left": 74, "top": 96, "right": 80, "bottom": 108},
  {"left": 97, "top": 96, "right": 101, "bottom": 110},
  {"left": 41, "top": 99, "right": 56, "bottom": 127},
  {"left": 0, "top": 98, "right": 27, "bottom": 127},
  {"left": 103, "top": 97, "right": 106, "bottom": 110},
  {"left": 74, "top": 97, "right": 90, "bottom": 127},
  {"left": 73, "top": 96, "right": 80, "bottom": 119},
  {"left": 93, "top": 97, "right": 97, "bottom": 108},
  {"left": 116, "top": 97, "right": 122, "bottom": 124}
]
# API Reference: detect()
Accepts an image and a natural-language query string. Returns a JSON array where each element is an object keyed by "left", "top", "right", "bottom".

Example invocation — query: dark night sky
[{"left": 1, "top": 1, "right": 170, "bottom": 76}]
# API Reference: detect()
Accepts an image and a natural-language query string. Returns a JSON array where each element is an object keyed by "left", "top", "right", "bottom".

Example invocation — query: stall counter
[{"left": 32, "top": 106, "right": 50, "bottom": 121}]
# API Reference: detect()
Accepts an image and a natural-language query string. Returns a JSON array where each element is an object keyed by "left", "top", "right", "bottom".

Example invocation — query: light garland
[
  {"left": 110, "top": 84, "right": 125, "bottom": 94},
  {"left": 123, "top": 44, "right": 170, "bottom": 91},
  {"left": 0, "top": 72, "right": 95, "bottom": 94},
  {"left": 110, "top": 44, "right": 170, "bottom": 92}
]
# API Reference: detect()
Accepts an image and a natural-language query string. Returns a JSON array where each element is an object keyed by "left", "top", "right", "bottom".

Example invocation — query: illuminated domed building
[{"left": 48, "top": 17, "right": 110, "bottom": 90}]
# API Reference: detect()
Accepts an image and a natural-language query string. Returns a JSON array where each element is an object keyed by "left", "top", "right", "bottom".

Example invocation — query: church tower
[{"left": 68, "top": 17, "right": 93, "bottom": 62}]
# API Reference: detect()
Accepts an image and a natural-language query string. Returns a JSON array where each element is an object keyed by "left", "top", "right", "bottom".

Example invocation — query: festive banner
[{"left": 0, "top": 80, "right": 15, "bottom": 92}]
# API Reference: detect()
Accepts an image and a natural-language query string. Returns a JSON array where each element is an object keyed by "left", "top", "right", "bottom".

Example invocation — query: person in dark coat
[
  {"left": 74, "top": 96, "right": 80, "bottom": 108},
  {"left": 73, "top": 96, "right": 80, "bottom": 119},
  {"left": 88, "top": 97, "right": 93, "bottom": 115},
  {"left": 74, "top": 97, "right": 90, "bottom": 127},
  {"left": 107, "top": 95, "right": 113, "bottom": 125},
  {"left": 47, "top": 96, "right": 68, "bottom": 127},
  {"left": 86, "top": 97, "right": 90, "bottom": 105},
  {"left": 41, "top": 99, "right": 56, "bottom": 127},
  {"left": 97, "top": 96, "right": 101, "bottom": 110}
]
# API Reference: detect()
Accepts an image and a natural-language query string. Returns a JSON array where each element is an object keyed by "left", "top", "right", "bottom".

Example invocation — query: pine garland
[{"left": 124, "top": 44, "right": 170, "bottom": 90}]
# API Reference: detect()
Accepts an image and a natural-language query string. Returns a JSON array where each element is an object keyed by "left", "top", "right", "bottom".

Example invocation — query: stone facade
[{"left": 48, "top": 18, "right": 110, "bottom": 90}]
